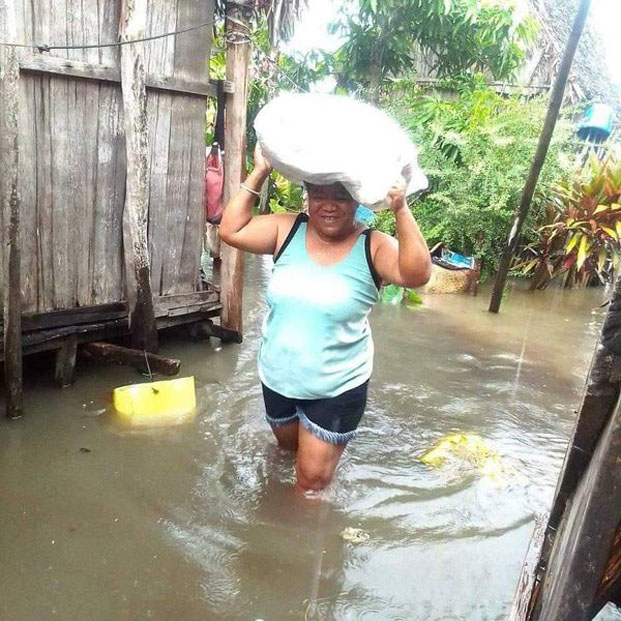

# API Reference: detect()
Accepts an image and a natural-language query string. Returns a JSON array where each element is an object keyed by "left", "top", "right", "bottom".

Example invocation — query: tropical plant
[
  {"left": 328, "top": 0, "right": 538, "bottom": 101},
  {"left": 514, "top": 155, "right": 621, "bottom": 289},
  {"left": 386, "top": 83, "right": 574, "bottom": 277},
  {"left": 268, "top": 171, "right": 304, "bottom": 213}
]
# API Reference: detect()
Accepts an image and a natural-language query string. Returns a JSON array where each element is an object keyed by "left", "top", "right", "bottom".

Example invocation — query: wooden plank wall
[{"left": 6, "top": 0, "right": 212, "bottom": 313}]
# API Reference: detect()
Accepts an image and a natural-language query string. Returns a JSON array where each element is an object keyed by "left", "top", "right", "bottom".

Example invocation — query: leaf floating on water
[
  {"left": 404, "top": 288, "right": 423, "bottom": 306},
  {"left": 380, "top": 284, "right": 404, "bottom": 305},
  {"left": 340, "top": 527, "right": 370, "bottom": 543}
]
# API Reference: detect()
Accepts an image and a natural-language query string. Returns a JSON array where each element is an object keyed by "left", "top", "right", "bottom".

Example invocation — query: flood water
[{"left": 1, "top": 255, "right": 620, "bottom": 621}]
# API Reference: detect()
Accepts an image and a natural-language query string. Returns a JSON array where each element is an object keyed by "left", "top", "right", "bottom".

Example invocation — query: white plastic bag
[{"left": 254, "top": 93, "right": 428, "bottom": 210}]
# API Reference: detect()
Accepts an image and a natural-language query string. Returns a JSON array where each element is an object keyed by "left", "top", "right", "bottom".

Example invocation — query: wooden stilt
[
  {"left": 220, "top": 0, "right": 251, "bottom": 337},
  {"left": 119, "top": 0, "right": 158, "bottom": 353},
  {"left": 54, "top": 338, "right": 78, "bottom": 388},
  {"left": 1, "top": 2, "right": 23, "bottom": 419},
  {"left": 187, "top": 319, "right": 243, "bottom": 344}
]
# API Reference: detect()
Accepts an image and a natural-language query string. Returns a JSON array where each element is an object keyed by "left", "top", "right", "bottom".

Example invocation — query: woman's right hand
[{"left": 254, "top": 143, "right": 273, "bottom": 177}]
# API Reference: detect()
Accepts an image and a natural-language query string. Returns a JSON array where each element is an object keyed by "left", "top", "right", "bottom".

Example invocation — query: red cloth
[{"left": 205, "top": 144, "right": 224, "bottom": 224}]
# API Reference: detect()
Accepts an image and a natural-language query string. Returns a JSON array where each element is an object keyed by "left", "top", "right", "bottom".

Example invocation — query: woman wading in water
[{"left": 220, "top": 146, "right": 431, "bottom": 493}]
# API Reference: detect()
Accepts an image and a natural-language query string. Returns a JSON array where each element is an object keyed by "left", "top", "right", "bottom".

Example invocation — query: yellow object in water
[
  {"left": 420, "top": 432, "right": 504, "bottom": 480},
  {"left": 113, "top": 376, "right": 196, "bottom": 428}
]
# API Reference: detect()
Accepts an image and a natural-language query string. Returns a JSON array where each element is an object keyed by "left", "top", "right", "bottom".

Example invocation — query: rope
[{"left": 0, "top": 18, "right": 218, "bottom": 52}]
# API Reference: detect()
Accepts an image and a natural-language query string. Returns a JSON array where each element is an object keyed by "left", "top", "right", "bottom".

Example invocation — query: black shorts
[{"left": 261, "top": 380, "right": 369, "bottom": 445}]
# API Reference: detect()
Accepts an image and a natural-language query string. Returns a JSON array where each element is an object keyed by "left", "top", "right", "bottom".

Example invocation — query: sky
[{"left": 285, "top": 0, "right": 621, "bottom": 93}]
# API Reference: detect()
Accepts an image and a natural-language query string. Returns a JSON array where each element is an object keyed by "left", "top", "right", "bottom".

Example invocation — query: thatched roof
[{"left": 521, "top": 0, "right": 621, "bottom": 111}]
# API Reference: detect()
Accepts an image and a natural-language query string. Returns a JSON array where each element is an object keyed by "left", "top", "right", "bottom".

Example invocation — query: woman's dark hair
[{"left": 304, "top": 182, "right": 354, "bottom": 201}]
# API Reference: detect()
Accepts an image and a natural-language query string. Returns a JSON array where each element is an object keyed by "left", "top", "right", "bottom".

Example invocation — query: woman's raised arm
[{"left": 219, "top": 146, "right": 295, "bottom": 255}]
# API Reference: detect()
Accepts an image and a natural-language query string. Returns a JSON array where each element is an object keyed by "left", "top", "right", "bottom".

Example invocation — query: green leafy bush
[{"left": 387, "top": 82, "right": 574, "bottom": 277}]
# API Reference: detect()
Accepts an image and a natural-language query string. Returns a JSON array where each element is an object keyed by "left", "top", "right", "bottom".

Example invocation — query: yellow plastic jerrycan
[{"left": 113, "top": 376, "right": 196, "bottom": 428}]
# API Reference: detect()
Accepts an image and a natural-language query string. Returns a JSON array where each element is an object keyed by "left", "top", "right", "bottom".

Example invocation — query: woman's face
[{"left": 306, "top": 183, "right": 357, "bottom": 238}]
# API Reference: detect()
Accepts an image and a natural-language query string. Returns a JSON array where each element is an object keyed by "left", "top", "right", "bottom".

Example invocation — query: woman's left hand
[{"left": 387, "top": 187, "right": 407, "bottom": 213}]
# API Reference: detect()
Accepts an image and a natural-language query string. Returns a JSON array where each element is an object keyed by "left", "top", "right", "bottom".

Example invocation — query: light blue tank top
[{"left": 259, "top": 214, "right": 380, "bottom": 399}]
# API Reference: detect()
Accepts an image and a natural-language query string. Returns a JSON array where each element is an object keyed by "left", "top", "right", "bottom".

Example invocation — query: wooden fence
[{"left": 4, "top": 0, "right": 214, "bottom": 313}]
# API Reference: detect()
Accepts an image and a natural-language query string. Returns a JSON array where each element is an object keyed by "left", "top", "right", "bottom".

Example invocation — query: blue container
[
  {"left": 578, "top": 103, "right": 616, "bottom": 142},
  {"left": 355, "top": 205, "right": 375, "bottom": 226}
]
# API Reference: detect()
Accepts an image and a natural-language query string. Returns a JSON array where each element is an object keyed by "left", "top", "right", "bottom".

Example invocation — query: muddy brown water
[{"left": 1, "top": 256, "right": 620, "bottom": 621}]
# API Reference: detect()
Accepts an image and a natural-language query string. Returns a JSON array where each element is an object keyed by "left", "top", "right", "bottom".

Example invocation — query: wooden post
[
  {"left": 220, "top": 0, "right": 251, "bottom": 339},
  {"left": 55, "top": 338, "right": 78, "bottom": 388},
  {"left": 488, "top": 0, "right": 592, "bottom": 313},
  {"left": 533, "top": 397, "right": 621, "bottom": 620},
  {"left": 119, "top": 0, "right": 158, "bottom": 352},
  {"left": 1, "top": 1, "right": 23, "bottom": 419}
]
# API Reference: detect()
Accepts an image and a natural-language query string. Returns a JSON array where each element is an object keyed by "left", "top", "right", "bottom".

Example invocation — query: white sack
[{"left": 254, "top": 93, "right": 428, "bottom": 210}]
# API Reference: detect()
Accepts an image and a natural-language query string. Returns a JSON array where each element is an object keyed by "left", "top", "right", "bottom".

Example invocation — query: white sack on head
[{"left": 254, "top": 93, "right": 428, "bottom": 211}]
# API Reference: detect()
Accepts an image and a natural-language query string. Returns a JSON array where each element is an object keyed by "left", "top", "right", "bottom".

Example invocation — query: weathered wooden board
[
  {"left": 536, "top": 394, "right": 621, "bottom": 620},
  {"left": 3, "top": 0, "right": 212, "bottom": 319}
]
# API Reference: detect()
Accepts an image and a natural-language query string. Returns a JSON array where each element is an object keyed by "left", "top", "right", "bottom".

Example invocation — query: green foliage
[
  {"left": 268, "top": 172, "right": 304, "bottom": 213},
  {"left": 387, "top": 83, "right": 573, "bottom": 275},
  {"left": 372, "top": 209, "right": 397, "bottom": 235},
  {"left": 380, "top": 283, "right": 423, "bottom": 306},
  {"left": 514, "top": 155, "right": 621, "bottom": 289},
  {"left": 330, "top": 0, "right": 538, "bottom": 100}
]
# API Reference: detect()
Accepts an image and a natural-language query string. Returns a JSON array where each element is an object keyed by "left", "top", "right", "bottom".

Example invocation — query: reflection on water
[{"left": 1, "top": 256, "right": 619, "bottom": 620}]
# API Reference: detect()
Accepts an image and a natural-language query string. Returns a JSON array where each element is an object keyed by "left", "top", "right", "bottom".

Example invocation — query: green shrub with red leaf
[{"left": 514, "top": 155, "right": 621, "bottom": 289}]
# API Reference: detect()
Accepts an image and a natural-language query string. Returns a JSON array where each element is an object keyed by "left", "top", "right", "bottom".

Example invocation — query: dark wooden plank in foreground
[
  {"left": 83, "top": 342, "right": 180, "bottom": 376},
  {"left": 535, "top": 395, "right": 621, "bottom": 620}
]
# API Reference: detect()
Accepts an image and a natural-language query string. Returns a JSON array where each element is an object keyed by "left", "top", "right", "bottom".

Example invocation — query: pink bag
[{"left": 205, "top": 143, "right": 224, "bottom": 224}]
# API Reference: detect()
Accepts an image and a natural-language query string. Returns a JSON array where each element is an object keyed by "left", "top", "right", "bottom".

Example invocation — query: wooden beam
[
  {"left": 82, "top": 342, "right": 180, "bottom": 376},
  {"left": 18, "top": 303, "right": 127, "bottom": 332},
  {"left": 17, "top": 52, "right": 220, "bottom": 98},
  {"left": 220, "top": 1, "right": 251, "bottom": 335},
  {"left": 7, "top": 294, "right": 218, "bottom": 334},
  {"left": 488, "top": 0, "right": 592, "bottom": 313},
  {"left": 119, "top": 0, "right": 158, "bottom": 353},
  {"left": 1, "top": 1, "right": 23, "bottom": 419}
]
